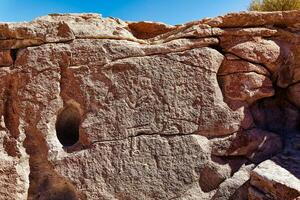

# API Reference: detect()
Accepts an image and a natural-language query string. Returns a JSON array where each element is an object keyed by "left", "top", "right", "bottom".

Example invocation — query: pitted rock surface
[{"left": 0, "top": 11, "right": 299, "bottom": 200}]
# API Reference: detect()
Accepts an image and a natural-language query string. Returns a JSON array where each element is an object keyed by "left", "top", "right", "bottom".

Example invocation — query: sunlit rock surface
[{"left": 0, "top": 11, "right": 300, "bottom": 200}]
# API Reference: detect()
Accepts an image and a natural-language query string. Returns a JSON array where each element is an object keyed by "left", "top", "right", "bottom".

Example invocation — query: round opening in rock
[{"left": 55, "top": 100, "right": 82, "bottom": 147}]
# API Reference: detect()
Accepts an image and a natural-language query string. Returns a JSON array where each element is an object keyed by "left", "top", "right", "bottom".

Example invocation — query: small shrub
[{"left": 248, "top": 0, "right": 300, "bottom": 11}]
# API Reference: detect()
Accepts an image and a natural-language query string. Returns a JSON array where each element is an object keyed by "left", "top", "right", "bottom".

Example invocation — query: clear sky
[{"left": 0, "top": 0, "right": 252, "bottom": 25}]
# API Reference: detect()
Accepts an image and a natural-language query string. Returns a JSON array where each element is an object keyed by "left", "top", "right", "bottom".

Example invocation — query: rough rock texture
[
  {"left": 250, "top": 160, "right": 300, "bottom": 200},
  {"left": 0, "top": 11, "right": 300, "bottom": 200},
  {"left": 210, "top": 129, "right": 282, "bottom": 163}
]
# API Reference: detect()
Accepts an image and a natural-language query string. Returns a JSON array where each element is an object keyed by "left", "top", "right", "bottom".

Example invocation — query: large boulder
[{"left": 0, "top": 10, "right": 300, "bottom": 200}]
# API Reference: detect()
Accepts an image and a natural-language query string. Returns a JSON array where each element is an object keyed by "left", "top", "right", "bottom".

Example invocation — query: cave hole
[
  {"left": 10, "top": 49, "right": 18, "bottom": 61},
  {"left": 55, "top": 100, "right": 82, "bottom": 147}
]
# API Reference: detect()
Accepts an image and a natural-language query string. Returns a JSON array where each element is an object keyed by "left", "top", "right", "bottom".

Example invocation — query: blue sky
[{"left": 0, "top": 0, "right": 251, "bottom": 25}]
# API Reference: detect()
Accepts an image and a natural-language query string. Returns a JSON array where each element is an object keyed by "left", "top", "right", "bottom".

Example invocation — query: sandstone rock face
[{"left": 0, "top": 11, "right": 299, "bottom": 200}]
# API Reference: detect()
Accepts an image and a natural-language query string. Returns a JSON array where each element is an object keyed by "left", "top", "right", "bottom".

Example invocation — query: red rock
[
  {"left": 221, "top": 38, "right": 282, "bottom": 73},
  {"left": 250, "top": 160, "right": 300, "bottom": 200},
  {"left": 210, "top": 128, "right": 282, "bottom": 162},
  {"left": 277, "top": 44, "right": 300, "bottom": 88},
  {"left": 248, "top": 186, "right": 272, "bottom": 200},
  {"left": 0, "top": 11, "right": 299, "bottom": 200},
  {"left": 221, "top": 27, "right": 278, "bottom": 37},
  {"left": 218, "top": 58, "right": 270, "bottom": 76},
  {"left": 250, "top": 94, "right": 300, "bottom": 133},
  {"left": 128, "top": 21, "right": 175, "bottom": 39},
  {"left": 218, "top": 72, "right": 274, "bottom": 106},
  {"left": 199, "top": 158, "right": 232, "bottom": 192},
  {"left": 0, "top": 50, "right": 13, "bottom": 66},
  {"left": 0, "top": 21, "right": 74, "bottom": 50},
  {"left": 212, "top": 164, "right": 255, "bottom": 200},
  {"left": 202, "top": 10, "right": 300, "bottom": 28}
]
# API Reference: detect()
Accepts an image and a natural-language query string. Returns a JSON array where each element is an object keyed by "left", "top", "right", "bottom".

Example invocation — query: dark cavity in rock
[{"left": 56, "top": 100, "right": 82, "bottom": 147}]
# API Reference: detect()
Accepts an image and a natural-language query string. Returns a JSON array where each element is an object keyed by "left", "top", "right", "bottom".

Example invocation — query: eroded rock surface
[
  {"left": 250, "top": 160, "right": 300, "bottom": 200},
  {"left": 0, "top": 11, "right": 300, "bottom": 200}
]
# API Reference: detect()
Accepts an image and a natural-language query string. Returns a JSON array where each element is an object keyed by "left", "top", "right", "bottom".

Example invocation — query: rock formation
[{"left": 0, "top": 11, "right": 299, "bottom": 200}]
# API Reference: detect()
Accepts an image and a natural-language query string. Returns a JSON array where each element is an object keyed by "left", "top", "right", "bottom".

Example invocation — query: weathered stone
[
  {"left": 212, "top": 164, "right": 254, "bottom": 200},
  {"left": 0, "top": 70, "right": 29, "bottom": 200},
  {"left": 0, "top": 159, "right": 29, "bottom": 200},
  {"left": 0, "top": 11, "right": 300, "bottom": 200},
  {"left": 171, "top": 183, "right": 215, "bottom": 200},
  {"left": 221, "top": 27, "right": 278, "bottom": 37},
  {"left": 0, "top": 50, "right": 13, "bottom": 66},
  {"left": 155, "top": 26, "right": 278, "bottom": 44},
  {"left": 150, "top": 24, "right": 222, "bottom": 43},
  {"left": 36, "top": 13, "right": 140, "bottom": 42},
  {"left": 62, "top": 40, "right": 247, "bottom": 139},
  {"left": 218, "top": 58, "right": 270, "bottom": 76},
  {"left": 0, "top": 38, "right": 44, "bottom": 50},
  {"left": 250, "top": 160, "right": 300, "bottom": 200},
  {"left": 128, "top": 21, "right": 175, "bottom": 39},
  {"left": 248, "top": 186, "right": 272, "bottom": 200},
  {"left": 199, "top": 158, "right": 232, "bottom": 192},
  {"left": 53, "top": 135, "right": 212, "bottom": 200},
  {"left": 271, "top": 152, "right": 300, "bottom": 184},
  {"left": 221, "top": 38, "right": 282, "bottom": 73},
  {"left": 218, "top": 57, "right": 274, "bottom": 109},
  {"left": 218, "top": 72, "right": 274, "bottom": 106},
  {"left": 210, "top": 129, "right": 282, "bottom": 163},
  {"left": 68, "top": 38, "right": 219, "bottom": 67},
  {"left": 9, "top": 36, "right": 248, "bottom": 199},
  {"left": 202, "top": 10, "right": 300, "bottom": 28},
  {"left": 231, "top": 181, "right": 251, "bottom": 200},
  {"left": 0, "top": 20, "right": 74, "bottom": 49},
  {"left": 277, "top": 44, "right": 300, "bottom": 88}
]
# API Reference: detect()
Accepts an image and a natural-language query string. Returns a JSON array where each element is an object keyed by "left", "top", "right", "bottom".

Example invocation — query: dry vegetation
[{"left": 249, "top": 0, "right": 300, "bottom": 11}]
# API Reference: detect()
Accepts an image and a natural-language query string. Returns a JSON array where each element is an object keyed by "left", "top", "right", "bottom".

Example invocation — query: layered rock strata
[{"left": 0, "top": 11, "right": 299, "bottom": 200}]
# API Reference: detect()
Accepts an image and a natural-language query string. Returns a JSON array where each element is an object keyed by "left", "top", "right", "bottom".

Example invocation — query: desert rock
[
  {"left": 0, "top": 10, "right": 300, "bottom": 200},
  {"left": 250, "top": 160, "right": 300, "bottom": 200}
]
